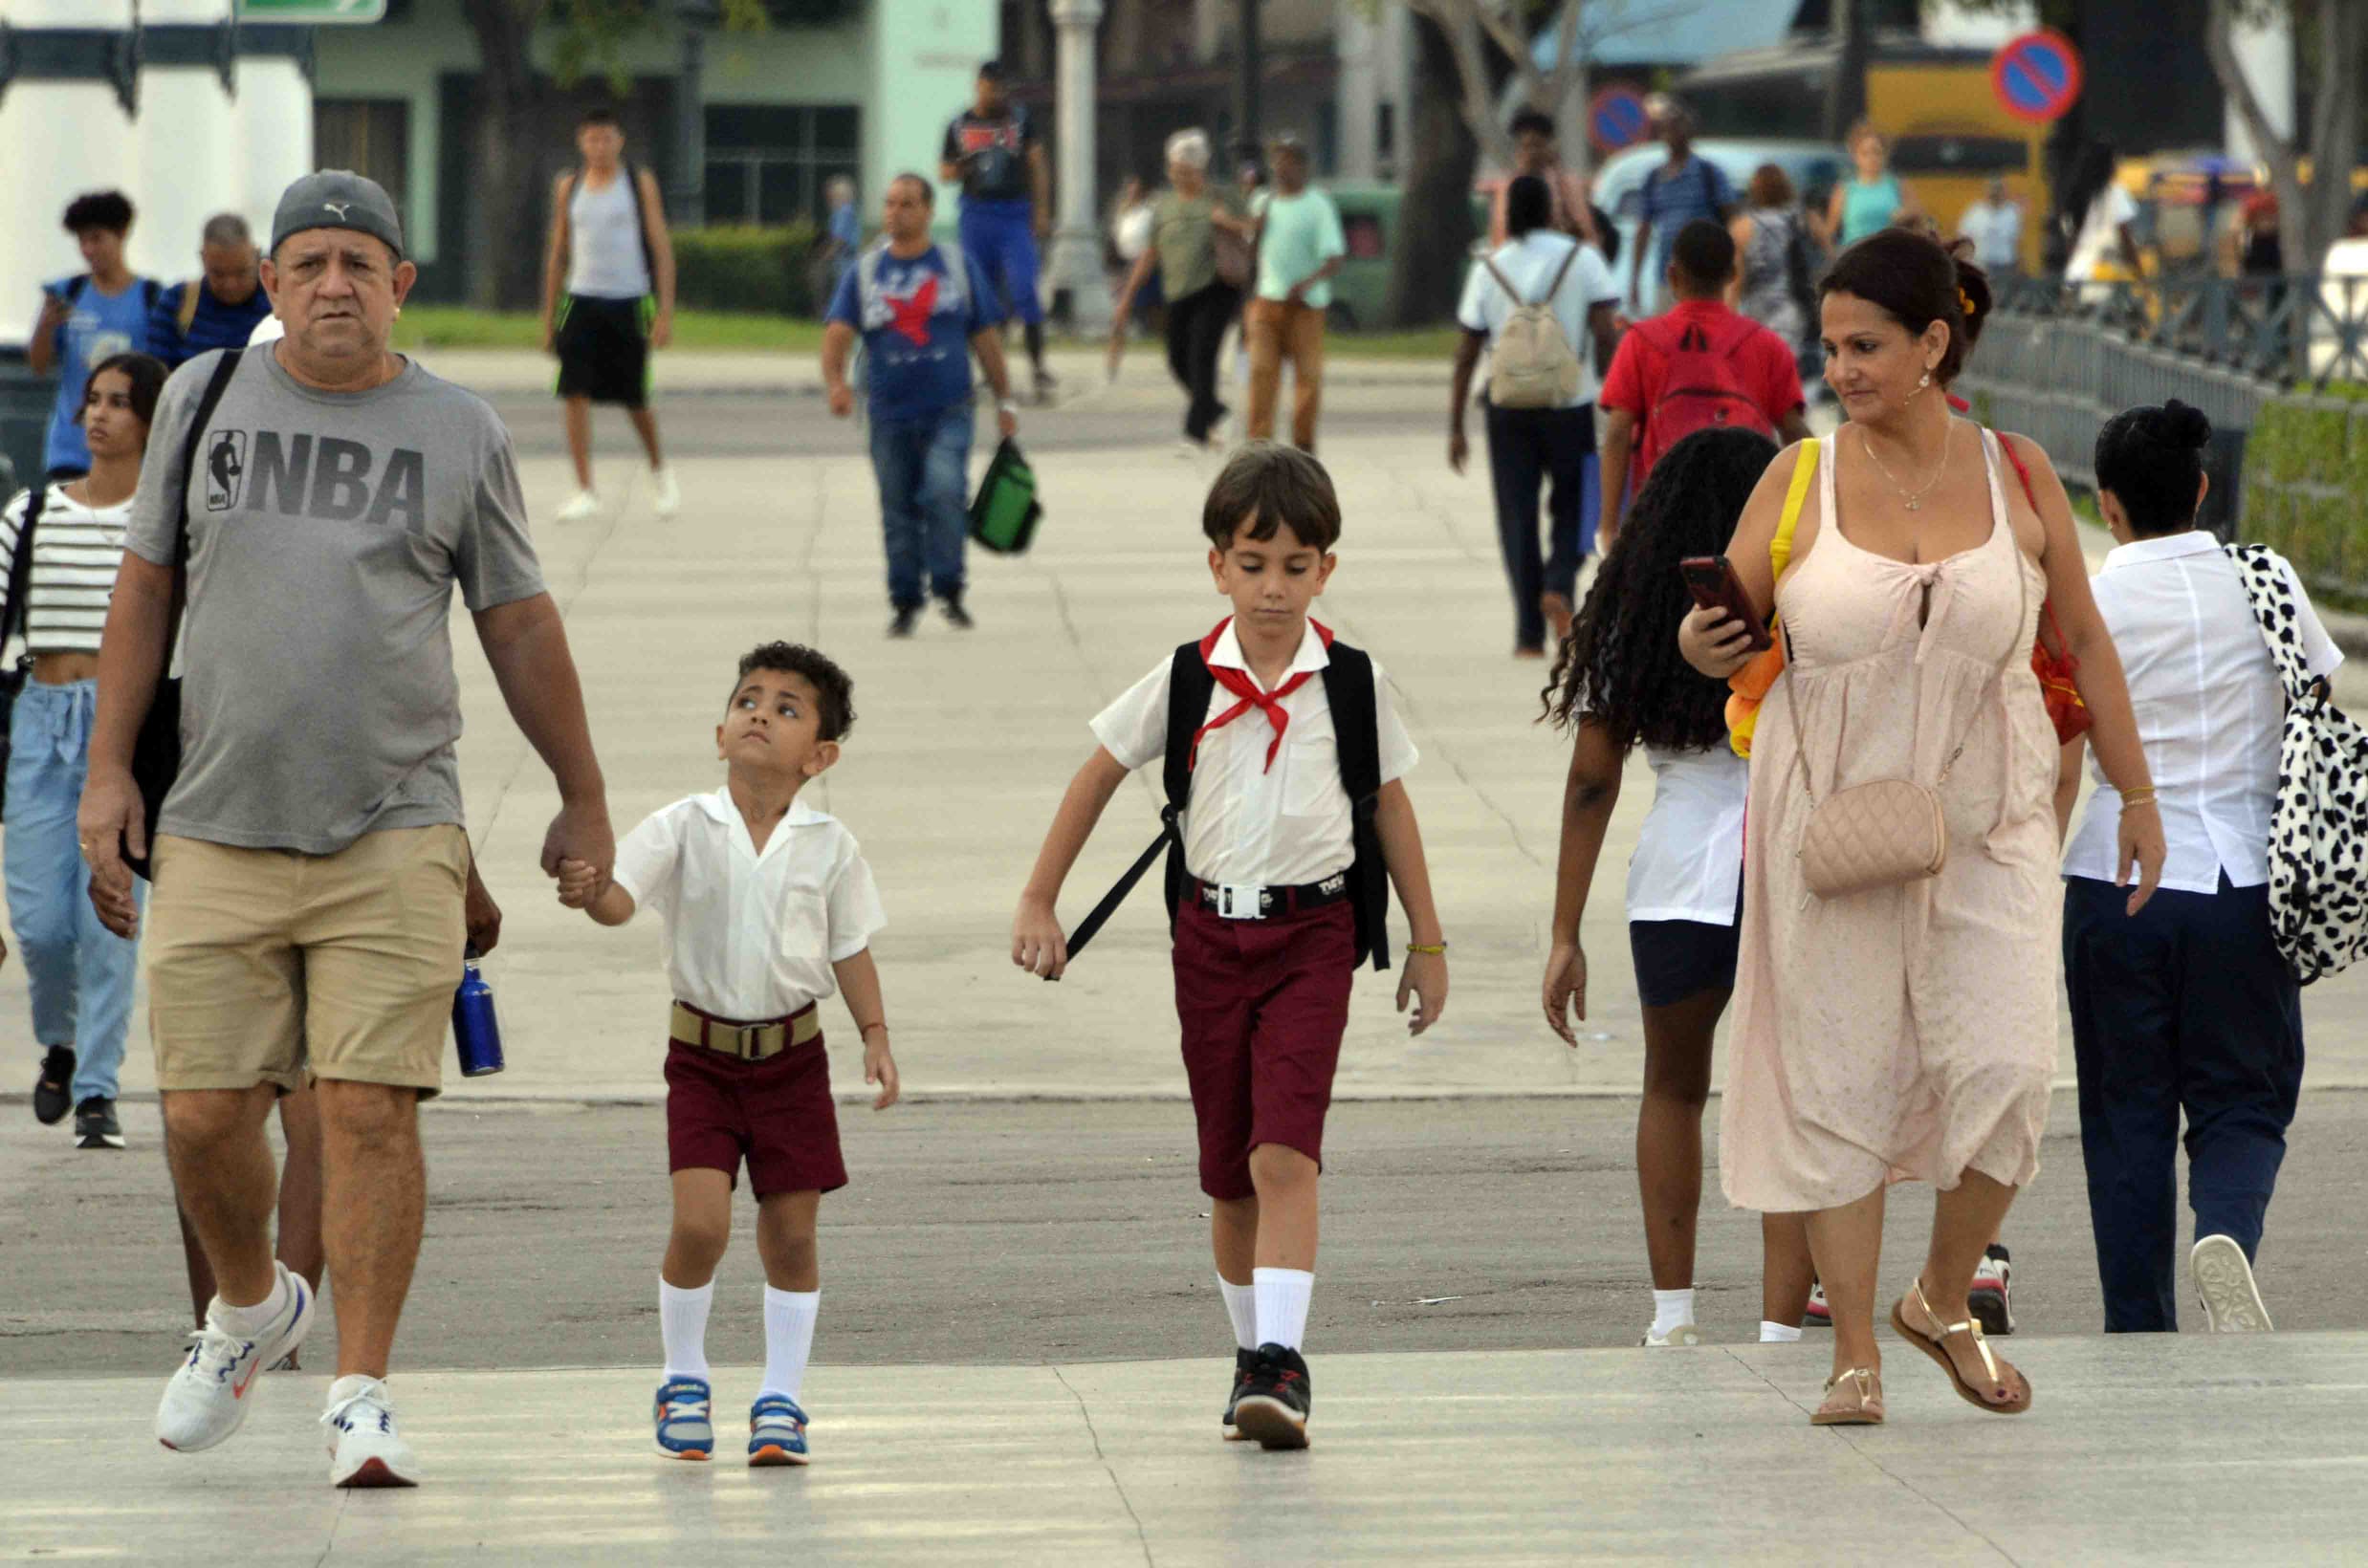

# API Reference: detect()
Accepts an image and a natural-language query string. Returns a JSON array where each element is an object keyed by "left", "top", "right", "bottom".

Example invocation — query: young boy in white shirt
[
  {"left": 1011, "top": 443, "right": 1450, "bottom": 1449},
  {"left": 558, "top": 642, "right": 900, "bottom": 1468}
]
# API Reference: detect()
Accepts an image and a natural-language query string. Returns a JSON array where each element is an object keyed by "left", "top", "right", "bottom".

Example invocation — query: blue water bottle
[{"left": 451, "top": 946, "right": 505, "bottom": 1078}]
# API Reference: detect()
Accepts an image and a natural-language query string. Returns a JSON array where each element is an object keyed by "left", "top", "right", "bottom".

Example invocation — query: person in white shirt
[
  {"left": 1448, "top": 174, "right": 1622, "bottom": 658},
  {"left": 2059, "top": 401, "right": 2340, "bottom": 1337},
  {"left": 1540, "top": 425, "right": 1814, "bottom": 1349},
  {"left": 1010, "top": 444, "right": 1448, "bottom": 1451},
  {"left": 558, "top": 642, "right": 899, "bottom": 1468},
  {"left": 1958, "top": 177, "right": 2025, "bottom": 274}
]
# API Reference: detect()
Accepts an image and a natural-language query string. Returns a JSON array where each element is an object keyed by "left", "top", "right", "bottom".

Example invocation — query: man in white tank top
[{"left": 538, "top": 107, "right": 681, "bottom": 523}]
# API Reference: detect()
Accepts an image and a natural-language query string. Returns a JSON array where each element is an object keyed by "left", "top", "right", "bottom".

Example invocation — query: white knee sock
[
  {"left": 759, "top": 1287, "right": 820, "bottom": 1403},
  {"left": 1252, "top": 1267, "right": 1313, "bottom": 1352},
  {"left": 659, "top": 1278, "right": 713, "bottom": 1381},
  {"left": 1218, "top": 1275, "right": 1259, "bottom": 1352},
  {"left": 1759, "top": 1320, "right": 1804, "bottom": 1343},
  {"left": 1651, "top": 1288, "right": 1697, "bottom": 1338}
]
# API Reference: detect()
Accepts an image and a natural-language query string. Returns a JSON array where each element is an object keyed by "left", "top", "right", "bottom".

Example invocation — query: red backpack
[{"left": 1633, "top": 313, "right": 1775, "bottom": 478}]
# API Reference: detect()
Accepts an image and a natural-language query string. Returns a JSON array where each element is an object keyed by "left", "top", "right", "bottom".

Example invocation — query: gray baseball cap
[{"left": 271, "top": 170, "right": 404, "bottom": 260}]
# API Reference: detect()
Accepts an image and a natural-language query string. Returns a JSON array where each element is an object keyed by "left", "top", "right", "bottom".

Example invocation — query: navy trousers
[
  {"left": 1482, "top": 400, "right": 1595, "bottom": 651},
  {"left": 2063, "top": 874, "right": 2304, "bottom": 1332}
]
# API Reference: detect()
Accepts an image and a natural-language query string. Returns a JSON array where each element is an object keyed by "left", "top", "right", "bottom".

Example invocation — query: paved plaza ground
[{"left": 6, "top": 356, "right": 2367, "bottom": 1560}]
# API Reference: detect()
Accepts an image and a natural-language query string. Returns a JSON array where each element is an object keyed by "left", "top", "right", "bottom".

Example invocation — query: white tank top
[{"left": 567, "top": 169, "right": 652, "bottom": 299}]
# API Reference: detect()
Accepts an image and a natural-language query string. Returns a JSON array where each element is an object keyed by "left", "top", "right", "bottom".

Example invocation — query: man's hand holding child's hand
[{"left": 557, "top": 857, "right": 603, "bottom": 910}]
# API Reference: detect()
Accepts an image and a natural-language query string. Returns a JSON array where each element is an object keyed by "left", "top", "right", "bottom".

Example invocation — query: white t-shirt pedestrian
[
  {"left": 2067, "top": 183, "right": 2138, "bottom": 282},
  {"left": 1959, "top": 197, "right": 2025, "bottom": 271},
  {"left": 1455, "top": 230, "right": 1621, "bottom": 408}
]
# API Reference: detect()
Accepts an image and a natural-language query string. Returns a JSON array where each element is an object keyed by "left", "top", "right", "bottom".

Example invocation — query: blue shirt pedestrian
[
  {"left": 37, "top": 273, "right": 157, "bottom": 475},
  {"left": 825, "top": 242, "right": 1002, "bottom": 424},
  {"left": 149, "top": 280, "right": 274, "bottom": 370},
  {"left": 1638, "top": 155, "right": 1737, "bottom": 299}
]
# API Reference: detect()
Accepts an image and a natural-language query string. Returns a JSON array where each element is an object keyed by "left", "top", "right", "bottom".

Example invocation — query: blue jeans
[
  {"left": 6, "top": 680, "right": 145, "bottom": 1102},
  {"left": 868, "top": 405, "right": 972, "bottom": 610}
]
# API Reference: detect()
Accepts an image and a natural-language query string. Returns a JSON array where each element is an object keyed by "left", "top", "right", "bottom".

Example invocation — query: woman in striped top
[{"left": 8, "top": 352, "right": 165, "bottom": 1150}]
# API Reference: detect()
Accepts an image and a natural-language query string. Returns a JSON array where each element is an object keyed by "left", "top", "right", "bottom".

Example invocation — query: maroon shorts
[
  {"left": 664, "top": 1028, "right": 847, "bottom": 1198},
  {"left": 1173, "top": 897, "right": 1356, "bottom": 1201}
]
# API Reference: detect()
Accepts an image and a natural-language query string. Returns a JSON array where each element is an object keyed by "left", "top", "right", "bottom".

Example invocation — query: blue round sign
[
  {"left": 1991, "top": 30, "right": 2084, "bottom": 124},
  {"left": 1589, "top": 87, "right": 1650, "bottom": 155}
]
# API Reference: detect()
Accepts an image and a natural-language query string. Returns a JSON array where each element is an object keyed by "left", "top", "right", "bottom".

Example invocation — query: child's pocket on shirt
[
  {"left": 778, "top": 886, "right": 833, "bottom": 962},
  {"left": 1282, "top": 723, "right": 1340, "bottom": 818}
]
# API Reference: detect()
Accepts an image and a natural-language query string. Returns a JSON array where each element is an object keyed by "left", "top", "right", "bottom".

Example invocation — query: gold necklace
[{"left": 1857, "top": 420, "right": 1953, "bottom": 512}]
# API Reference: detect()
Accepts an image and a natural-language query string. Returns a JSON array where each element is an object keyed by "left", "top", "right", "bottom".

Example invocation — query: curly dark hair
[
  {"left": 732, "top": 642, "right": 856, "bottom": 741},
  {"left": 1543, "top": 426, "right": 1779, "bottom": 747},
  {"left": 62, "top": 190, "right": 133, "bottom": 234}
]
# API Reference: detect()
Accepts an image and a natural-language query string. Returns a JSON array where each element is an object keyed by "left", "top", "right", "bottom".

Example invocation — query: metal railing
[{"left": 1987, "top": 272, "right": 2368, "bottom": 391}]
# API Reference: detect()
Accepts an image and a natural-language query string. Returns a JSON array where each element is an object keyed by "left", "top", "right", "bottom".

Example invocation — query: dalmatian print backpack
[{"left": 2227, "top": 543, "right": 2368, "bottom": 983}]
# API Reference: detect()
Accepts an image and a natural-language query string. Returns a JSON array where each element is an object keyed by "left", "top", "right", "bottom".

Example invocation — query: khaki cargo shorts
[{"left": 146, "top": 826, "right": 469, "bottom": 1099}]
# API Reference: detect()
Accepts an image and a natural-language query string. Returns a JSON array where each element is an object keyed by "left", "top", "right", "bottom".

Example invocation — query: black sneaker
[
  {"left": 1230, "top": 1343, "right": 1311, "bottom": 1450},
  {"left": 940, "top": 595, "right": 975, "bottom": 631},
  {"left": 888, "top": 605, "right": 922, "bottom": 639},
  {"left": 74, "top": 1097, "right": 123, "bottom": 1150},
  {"left": 1969, "top": 1244, "right": 2014, "bottom": 1336},
  {"left": 1220, "top": 1347, "right": 1257, "bottom": 1441},
  {"left": 33, "top": 1046, "right": 76, "bottom": 1125}
]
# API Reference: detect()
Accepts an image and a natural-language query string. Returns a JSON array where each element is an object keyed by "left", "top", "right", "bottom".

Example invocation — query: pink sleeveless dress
[{"left": 1720, "top": 427, "right": 2060, "bottom": 1213}]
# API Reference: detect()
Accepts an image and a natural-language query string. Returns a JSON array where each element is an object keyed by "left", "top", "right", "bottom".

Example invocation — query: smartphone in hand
[{"left": 1677, "top": 555, "right": 1773, "bottom": 654}]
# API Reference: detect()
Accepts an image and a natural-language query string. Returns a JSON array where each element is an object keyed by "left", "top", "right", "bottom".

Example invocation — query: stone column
[{"left": 1044, "top": 0, "right": 1111, "bottom": 333}]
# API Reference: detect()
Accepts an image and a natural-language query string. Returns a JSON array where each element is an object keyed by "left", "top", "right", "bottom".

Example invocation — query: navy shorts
[
  {"left": 1627, "top": 879, "right": 1743, "bottom": 1008},
  {"left": 958, "top": 199, "right": 1042, "bottom": 326}
]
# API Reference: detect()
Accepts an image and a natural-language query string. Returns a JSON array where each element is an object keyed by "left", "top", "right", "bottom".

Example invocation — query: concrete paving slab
[{"left": 8, "top": 1338, "right": 2365, "bottom": 1563}]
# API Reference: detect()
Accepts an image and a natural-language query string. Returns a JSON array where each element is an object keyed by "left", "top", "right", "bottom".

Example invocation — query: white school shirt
[
  {"left": 1455, "top": 230, "right": 1621, "bottom": 409},
  {"left": 1626, "top": 743, "right": 1748, "bottom": 926},
  {"left": 2064, "top": 534, "right": 2343, "bottom": 895},
  {"left": 1091, "top": 621, "right": 1418, "bottom": 888},
  {"left": 611, "top": 790, "right": 887, "bottom": 1022}
]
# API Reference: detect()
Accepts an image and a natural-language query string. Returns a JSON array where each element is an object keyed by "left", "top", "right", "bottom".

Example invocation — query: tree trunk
[
  {"left": 2208, "top": 0, "right": 2363, "bottom": 276},
  {"left": 1387, "top": 11, "right": 1480, "bottom": 328},
  {"left": 460, "top": 0, "right": 553, "bottom": 311}
]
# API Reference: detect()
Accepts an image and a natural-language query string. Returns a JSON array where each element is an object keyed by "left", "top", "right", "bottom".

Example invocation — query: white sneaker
[
  {"left": 650, "top": 466, "right": 681, "bottom": 518},
  {"left": 1641, "top": 1323, "right": 1702, "bottom": 1347},
  {"left": 155, "top": 1263, "right": 315, "bottom": 1452},
  {"left": 2192, "top": 1234, "right": 2272, "bottom": 1333},
  {"left": 555, "top": 489, "right": 602, "bottom": 524},
  {"left": 323, "top": 1375, "right": 420, "bottom": 1488}
]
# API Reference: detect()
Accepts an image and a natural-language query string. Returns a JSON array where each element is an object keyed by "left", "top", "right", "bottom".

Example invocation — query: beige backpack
[{"left": 1481, "top": 245, "right": 1583, "bottom": 408}]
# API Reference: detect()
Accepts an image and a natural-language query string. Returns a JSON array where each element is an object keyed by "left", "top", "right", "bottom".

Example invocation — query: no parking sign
[
  {"left": 1589, "top": 87, "right": 1651, "bottom": 155},
  {"left": 1990, "top": 29, "right": 2084, "bottom": 123}
]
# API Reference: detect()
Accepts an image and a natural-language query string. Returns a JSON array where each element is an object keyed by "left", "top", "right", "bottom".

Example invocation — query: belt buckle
[
  {"left": 1217, "top": 882, "right": 1266, "bottom": 921},
  {"left": 733, "top": 1023, "right": 765, "bottom": 1060}
]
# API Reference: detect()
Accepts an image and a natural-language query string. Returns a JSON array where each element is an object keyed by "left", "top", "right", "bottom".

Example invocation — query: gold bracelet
[
  {"left": 2120, "top": 788, "right": 2160, "bottom": 809},
  {"left": 1406, "top": 942, "right": 1448, "bottom": 956}
]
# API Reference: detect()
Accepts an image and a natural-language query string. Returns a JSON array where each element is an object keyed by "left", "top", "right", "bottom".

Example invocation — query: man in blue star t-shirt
[{"left": 822, "top": 174, "right": 1019, "bottom": 638}]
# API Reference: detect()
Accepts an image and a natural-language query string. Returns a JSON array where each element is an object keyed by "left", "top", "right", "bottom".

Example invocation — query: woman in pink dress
[{"left": 1679, "top": 229, "right": 2166, "bottom": 1426}]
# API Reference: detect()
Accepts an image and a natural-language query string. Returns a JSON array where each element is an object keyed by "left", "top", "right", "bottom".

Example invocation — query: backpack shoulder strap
[
  {"left": 2225, "top": 542, "right": 2316, "bottom": 702},
  {"left": 4, "top": 482, "right": 49, "bottom": 648},
  {"left": 1320, "top": 642, "right": 1390, "bottom": 972},
  {"left": 1162, "top": 642, "right": 1213, "bottom": 815},
  {"left": 64, "top": 274, "right": 89, "bottom": 306},
  {"left": 1480, "top": 252, "right": 1524, "bottom": 305},
  {"left": 143, "top": 278, "right": 160, "bottom": 315},
  {"left": 624, "top": 157, "right": 659, "bottom": 286},
  {"left": 174, "top": 350, "right": 244, "bottom": 569},
  {"left": 1541, "top": 240, "right": 1583, "bottom": 303},
  {"left": 937, "top": 239, "right": 970, "bottom": 313}
]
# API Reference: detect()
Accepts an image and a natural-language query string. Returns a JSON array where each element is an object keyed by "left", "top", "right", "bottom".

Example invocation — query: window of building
[
  {"left": 315, "top": 99, "right": 410, "bottom": 221},
  {"left": 705, "top": 105, "right": 860, "bottom": 227}
]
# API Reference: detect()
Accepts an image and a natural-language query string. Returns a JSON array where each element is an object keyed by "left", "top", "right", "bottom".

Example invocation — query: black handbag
[
  {"left": 122, "top": 348, "right": 242, "bottom": 881},
  {"left": 0, "top": 481, "right": 47, "bottom": 822}
]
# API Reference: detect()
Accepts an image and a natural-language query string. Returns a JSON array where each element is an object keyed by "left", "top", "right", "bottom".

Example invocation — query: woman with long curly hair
[{"left": 1543, "top": 426, "right": 1816, "bottom": 1348}]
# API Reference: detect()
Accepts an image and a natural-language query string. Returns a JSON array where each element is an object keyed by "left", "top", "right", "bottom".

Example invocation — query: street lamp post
[
  {"left": 1044, "top": 0, "right": 1112, "bottom": 334},
  {"left": 674, "top": 0, "right": 716, "bottom": 228}
]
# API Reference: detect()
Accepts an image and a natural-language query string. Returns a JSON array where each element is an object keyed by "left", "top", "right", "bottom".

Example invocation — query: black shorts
[
  {"left": 1627, "top": 877, "right": 1743, "bottom": 1008},
  {"left": 555, "top": 294, "right": 650, "bottom": 407}
]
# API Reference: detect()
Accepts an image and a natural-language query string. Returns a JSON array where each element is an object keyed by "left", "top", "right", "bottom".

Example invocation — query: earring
[{"left": 1918, "top": 369, "right": 1932, "bottom": 389}]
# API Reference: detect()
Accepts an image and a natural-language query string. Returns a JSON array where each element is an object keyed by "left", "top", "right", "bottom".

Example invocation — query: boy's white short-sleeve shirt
[
  {"left": 1090, "top": 620, "right": 1417, "bottom": 888},
  {"left": 611, "top": 790, "right": 886, "bottom": 1021}
]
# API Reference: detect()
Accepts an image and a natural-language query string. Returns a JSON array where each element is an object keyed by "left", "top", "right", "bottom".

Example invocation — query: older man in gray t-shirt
[{"left": 78, "top": 171, "right": 614, "bottom": 1489}]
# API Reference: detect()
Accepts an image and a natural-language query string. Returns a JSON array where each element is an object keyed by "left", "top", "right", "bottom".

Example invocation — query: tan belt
[{"left": 669, "top": 1000, "right": 821, "bottom": 1061}]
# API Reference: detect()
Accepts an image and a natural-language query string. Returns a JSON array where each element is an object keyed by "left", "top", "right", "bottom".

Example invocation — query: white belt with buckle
[{"left": 1217, "top": 882, "right": 1266, "bottom": 920}]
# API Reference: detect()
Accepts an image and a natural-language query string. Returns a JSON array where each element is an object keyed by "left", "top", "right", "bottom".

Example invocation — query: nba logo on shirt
[{"left": 206, "top": 429, "right": 249, "bottom": 512}]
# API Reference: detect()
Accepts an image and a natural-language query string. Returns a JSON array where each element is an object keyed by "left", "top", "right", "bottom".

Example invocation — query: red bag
[
  {"left": 1634, "top": 315, "right": 1777, "bottom": 477},
  {"left": 1996, "top": 434, "right": 2093, "bottom": 746}
]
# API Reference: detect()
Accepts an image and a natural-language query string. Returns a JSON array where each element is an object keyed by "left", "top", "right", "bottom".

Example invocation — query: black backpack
[
  {"left": 0, "top": 482, "right": 50, "bottom": 822},
  {"left": 1059, "top": 639, "right": 1392, "bottom": 973}
]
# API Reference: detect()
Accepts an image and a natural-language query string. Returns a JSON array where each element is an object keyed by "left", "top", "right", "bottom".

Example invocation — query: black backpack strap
[
  {"left": 624, "top": 157, "right": 659, "bottom": 294},
  {"left": 1321, "top": 643, "right": 1392, "bottom": 972},
  {"left": 4, "top": 482, "right": 49, "bottom": 651},
  {"left": 64, "top": 274, "right": 89, "bottom": 306},
  {"left": 175, "top": 350, "right": 244, "bottom": 569}
]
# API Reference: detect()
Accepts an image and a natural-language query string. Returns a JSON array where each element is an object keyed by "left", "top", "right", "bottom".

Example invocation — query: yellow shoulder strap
[
  {"left": 1771, "top": 438, "right": 1817, "bottom": 584},
  {"left": 177, "top": 280, "right": 201, "bottom": 335}
]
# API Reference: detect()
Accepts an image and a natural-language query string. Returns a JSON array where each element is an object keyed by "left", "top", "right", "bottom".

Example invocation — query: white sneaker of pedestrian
[
  {"left": 155, "top": 1263, "right": 314, "bottom": 1453},
  {"left": 323, "top": 1375, "right": 420, "bottom": 1488},
  {"left": 1641, "top": 1324, "right": 1702, "bottom": 1347},
  {"left": 555, "top": 489, "right": 602, "bottom": 524},
  {"left": 651, "top": 465, "right": 682, "bottom": 518},
  {"left": 2191, "top": 1233, "right": 2272, "bottom": 1333}
]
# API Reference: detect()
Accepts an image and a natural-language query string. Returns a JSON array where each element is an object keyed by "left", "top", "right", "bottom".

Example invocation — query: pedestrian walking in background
[
  {"left": 2060, "top": 402, "right": 2340, "bottom": 1336},
  {"left": 150, "top": 215, "right": 274, "bottom": 370},
  {"left": 1109, "top": 130, "right": 1253, "bottom": 454},
  {"left": 1448, "top": 174, "right": 1621, "bottom": 660},
  {"left": 80, "top": 170, "right": 608, "bottom": 1488},
  {"left": 1678, "top": 229, "right": 2165, "bottom": 1426},
  {"left": 1629, "top": 102, "right": 1736, "bottom": 316},
  {"left": 540, "top": 107, "right": 681, "bottom": 524},
  {"left": 822, "top": 174, "right": 1019, "bottom": 638},
  {"left": 1108, "top": 175, "right": 1161, "bottom": 334},
  {"left": 1244, "top": 133, "right": 1345, "bottom": 453},
  {"left": 7, "top": 353, "right": 166, "bottom": 1152},
  {"left": 1823, "top": 123, "right": 1911, "bottom": 251},
  {"left": 820, "top": 175, "right": 863, "bottom": 303},
  {"left": 2059, "top": 142, "right": 2140, "bottom": 288},
  {"left": 1597, "top": 221, "right": 1810, "bottom": 551},
  {"left": 1541, "top": 425, "right": 1816, "bottom": 1350},
  {"left": 941, "top": 60, "right": 1055, "bottom": 403},
  {"left": 26, "top": 192, "right": 158, "bottom": 482},
  {"left": 1489, "top": 107, "right": 1601, "bottom": 250},
  {"left": 1959, "top": 176, "right": 2026, "bottom": 277},
  {"left": 1728, "top": 163, "right": 1817, "bottom": 381}
]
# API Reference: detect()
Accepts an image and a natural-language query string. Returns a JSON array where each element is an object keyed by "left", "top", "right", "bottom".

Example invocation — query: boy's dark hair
[
  {"left": 1504, "top": 173, "right": 1553, "bottom": 237},
  {"left": 2095, "top": 400, "right": 2211, "bottom": 537},
  {"left": 1670, "top": 219, "right": 1737, "bottom": 291},
  {"left": 1509, "top": 107, "right": 1557, "bottom": 141},
  {"left": 733, "top": 642, "right": 856, "bottom": 742},
  {"left": 579, "top": 106, "right": 621, "bottom": 129},
  {"left": 63, "top": 191, "right": 134, "bottom": 235},
  {"left": 1201, "top": 442, "right": 1342, "bottom": 552}
]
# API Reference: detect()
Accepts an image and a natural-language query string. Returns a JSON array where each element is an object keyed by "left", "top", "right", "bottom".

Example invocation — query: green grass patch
[{"left": 392, "top": 308, "right": 822, "bottom": 353}]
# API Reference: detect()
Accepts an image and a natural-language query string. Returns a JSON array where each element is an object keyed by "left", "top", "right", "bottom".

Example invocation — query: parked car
[{"left": 1325, "top": 182, "right": 1491, "bottom": 332}]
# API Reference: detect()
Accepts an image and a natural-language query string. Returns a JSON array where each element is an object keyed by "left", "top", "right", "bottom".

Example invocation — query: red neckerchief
[{"left": 1191, "top": 617, "right": 1335, "bottom": 772}]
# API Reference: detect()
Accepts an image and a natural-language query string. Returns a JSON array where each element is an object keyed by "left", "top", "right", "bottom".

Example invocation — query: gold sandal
[
  {"left": 1810, "top": 1366, "right": 1884, "bottom": 1426},
  {"left": 1891, "top": 1277, "right": 2031, "bottom": 1415}
]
